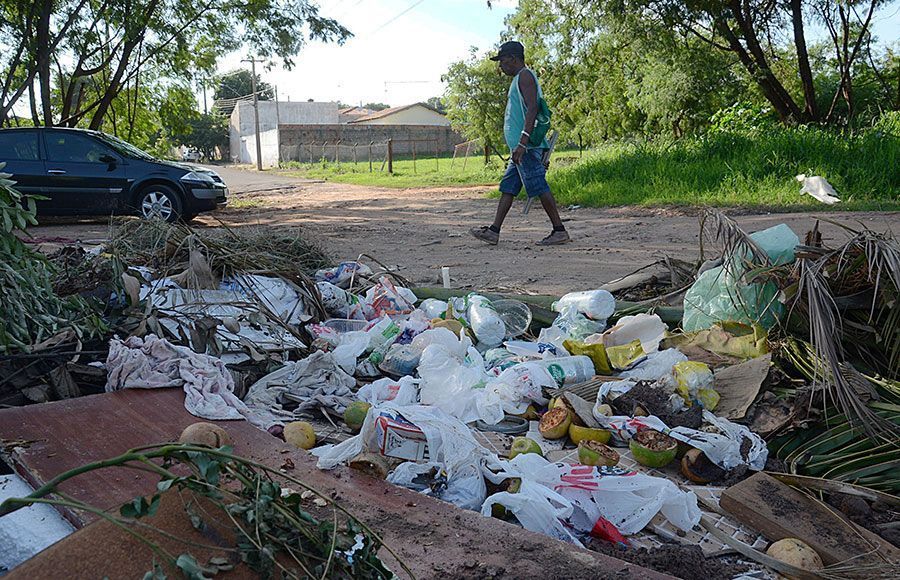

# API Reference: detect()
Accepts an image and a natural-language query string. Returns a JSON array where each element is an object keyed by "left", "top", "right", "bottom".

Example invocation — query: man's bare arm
[{"left": 518, "top": 70, "right": 539, "bottom": 147}]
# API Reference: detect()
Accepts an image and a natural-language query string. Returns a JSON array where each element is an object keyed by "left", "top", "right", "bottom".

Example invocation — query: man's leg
[
  {"left": 492, "top": 193, "right": 515, "bottom": 231},
  {"left": 471, "top": 159, "right": 521, "bottom": 245},
  {"left": 538, "top": 191, "right": 564, "bottom": 229},
  {"left": 519, "top": 149, "right": 570, "bottom": 245}
]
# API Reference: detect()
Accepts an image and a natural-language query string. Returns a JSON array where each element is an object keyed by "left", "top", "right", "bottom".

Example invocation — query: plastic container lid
[
  {"left": 322, "top": 318, "right": 368, "bottom": 333},
  {"left": 491, "top": 299, "right": 533, "bottom": 338}
]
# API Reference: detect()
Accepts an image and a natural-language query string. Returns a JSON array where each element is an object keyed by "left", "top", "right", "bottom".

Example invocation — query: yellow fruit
[
  {"left": 577, "top": 440, "right": 619, "bottom": 467},
  {"left": 538, "top": 407, "right": 572, "bottom": 440},
  {"left": 568, "top": 424, "right": 611, "bottom": 446},
  {"left": 509, "top": 437, "right": 544, "bottom": 459},
  {"left": 595, "top": 404, "right": 613, "bottom": 417},
  {"left": 432, "top": 319, "right": 464, "bottom": 335},
  {"left": 178, "top": 422, "right": 232, "bottom": 448},
  {"left": 283, "top": 421, "right": 316, "bottom": 450},
  {"left": 343, "top": 401, "right": 371, "bottom": 433},
  {"left": 766, "top": 538, "right": 823, "bottom": 578}
]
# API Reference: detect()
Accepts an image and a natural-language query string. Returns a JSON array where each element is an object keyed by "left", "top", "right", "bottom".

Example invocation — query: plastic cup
[{"left": 491, "top": 299, "right": 533, "bottom": 338}]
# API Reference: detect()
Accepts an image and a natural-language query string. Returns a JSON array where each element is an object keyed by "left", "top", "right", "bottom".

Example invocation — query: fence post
[
  {"left": 484, "top": 143, "right": 489, "bottom": 166},
  {"left": 462, "top": 140, "right": 471, "bottom": 170},
  {"left": 387, "top": 138, "right": 393, "bottom": 174},
  {"left": 334, "top": 140, "right": 341, "bottom": 164},
  {"left": 353, "top": 142, "right": 358, "bottom": 166},
  {"left": 434, "top": 138, "right": 439, "bottom": 172},
  {"left": 412, "top": 140, "right": 417, "bottom": 174},
  {"left": 309, "top": 144, "right": 313, "bottom": 165},
  {"left": 321, "top": 141, "right": 327, "bottom": 166},
  {"left": 368, "top": 141, "right": 374, "bottom": 173}
]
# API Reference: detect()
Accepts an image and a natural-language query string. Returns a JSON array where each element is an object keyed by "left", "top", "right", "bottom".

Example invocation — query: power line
[{"left": 370, "top": 0, "right": 425, "bottom": 35}]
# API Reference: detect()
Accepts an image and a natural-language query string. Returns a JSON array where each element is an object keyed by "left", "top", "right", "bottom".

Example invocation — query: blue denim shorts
[{"left": 499, "top": 148, "right": 550, "bottom": 198}]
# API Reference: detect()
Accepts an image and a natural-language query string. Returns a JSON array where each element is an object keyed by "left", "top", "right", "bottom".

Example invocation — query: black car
[{"left": 0, "top": 127, "right": 227, "bottom": 222}]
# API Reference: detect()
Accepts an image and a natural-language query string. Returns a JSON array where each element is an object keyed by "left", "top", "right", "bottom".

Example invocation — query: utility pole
[
  {"left": 202, "top": 82, "right": 207, "bottom": 115},
  {"left": 274, "top": 85, "right": 282, "bottom": 168},
  {"left": 242, "top": 56, "right": 264, "bottom": 171}
]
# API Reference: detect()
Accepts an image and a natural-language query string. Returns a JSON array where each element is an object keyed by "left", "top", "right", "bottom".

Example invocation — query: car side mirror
[{"left": 99, "top": 154, "right": 118, "bottom": 165}]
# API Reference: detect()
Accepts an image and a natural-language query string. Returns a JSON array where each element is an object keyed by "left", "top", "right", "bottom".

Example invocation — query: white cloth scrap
[{"left": 105, "top": 334, "right": 281, "bottom": 429}]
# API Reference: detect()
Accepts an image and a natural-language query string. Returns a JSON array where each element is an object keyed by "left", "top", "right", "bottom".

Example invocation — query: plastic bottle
[
  {"left": 379, "top": 343, "right": 420, "bottom": 377},
  {"left": 365, "top": 316, "right": 401, "bottom": 355},
  {"left": 466, "top": 294, "right": 506, "bottom": 347},
  {"left": 553, "top": 290, "right": 616, "bottom": 322},
  {"left": 530, "top": 355, "right": 595, "bottom": 387}
]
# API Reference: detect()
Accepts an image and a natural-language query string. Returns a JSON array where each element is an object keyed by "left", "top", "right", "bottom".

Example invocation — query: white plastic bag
[
  {"left": 417, "top": 342, "right": 493, "bottom": 424},
  {"left": 619, "top": 348, "right": 687, "bottom": 381},
  {"left": 317, "top": 282, "right": 372, "bottom": 320},
  {"left": 364, "top": 277, "right": 417, "bottom": 318},
  {"left": 595, "top": 414, "right": 768, "bottom": 471},
  {"left": 482, "top": 453, "right": 700, "bottom": 541},
  {"left": 330, "top": 330, "right": 369, "bottom": 374},
  {"left": 553, "top": 289, "right": 616, "bottom": 321},
  {"left": 601, "top": 313, "right": 666, "bottom": 353},
  {"left": 410, "top": 327, "right": 465, "bottom": 358},
  {"left": 419, "top": 298, "right": 448, "bottom": 319},
  {"left": 356, "top": 376, "right": 419, "bottom": 406},
  {"left": 551, "top": 306, "right": 606, "bottom": 341},
  {"left": 315, "top": 404, "right": 490, "bottom": 510}
]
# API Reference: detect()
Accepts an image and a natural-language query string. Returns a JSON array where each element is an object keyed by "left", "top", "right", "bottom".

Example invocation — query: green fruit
[
  {"left": 629, "top": 430, "right": 677, "bottom": 468},
  {"left": 538, "top": 407, "right": 572, "bottom": 440},
  {"left": 343, "top": 401, "right": 371, "bottom": 433},
  {"left": 568, "top": 424, "right": 611, "bottom": 446},
  {"left": 578, "top": 440, "right": 620, "bottom": 467},
  {"left": 509, "top": 437, "right": 544, "bottom": 459}
]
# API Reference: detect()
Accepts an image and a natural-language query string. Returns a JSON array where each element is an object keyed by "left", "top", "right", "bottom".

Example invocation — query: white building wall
[{"left": 230, "top": 101, "right": 339, "bottom": 164}]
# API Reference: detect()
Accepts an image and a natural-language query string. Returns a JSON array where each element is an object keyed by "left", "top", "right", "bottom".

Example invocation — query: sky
[
  {"left": 213, "top": 0, "right": 900, "bottom": 110},
  {"left": 213, "top": 0, "right": 519, "bottom": 109}
]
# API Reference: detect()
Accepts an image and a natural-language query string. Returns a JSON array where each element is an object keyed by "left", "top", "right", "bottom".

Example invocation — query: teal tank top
[{"left": 503, "top": 68, "right": 549, "bottom": 152}]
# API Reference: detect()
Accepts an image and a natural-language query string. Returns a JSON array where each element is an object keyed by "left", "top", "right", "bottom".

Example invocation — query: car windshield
[{"left": 94, "top": 132, "right": 156, "bottom": 160}]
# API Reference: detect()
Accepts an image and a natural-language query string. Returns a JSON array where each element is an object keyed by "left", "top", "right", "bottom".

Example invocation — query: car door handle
[{"left": 47, "top": 169, "right": 66, "bottom": 175}]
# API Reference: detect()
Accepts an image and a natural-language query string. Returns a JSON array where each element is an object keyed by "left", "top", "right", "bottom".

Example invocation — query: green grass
[
  {"left": 278, "top": 154, "right": 505, "bottom": 188},
  {"left": 275, "top": 128, "right": 899, "bottom": 211},
  {"left": 547, "top": 128, "right": 900, "bottom": 211}
]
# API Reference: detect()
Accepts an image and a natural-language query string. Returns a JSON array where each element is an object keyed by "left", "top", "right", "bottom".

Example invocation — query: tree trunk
[
  {"left": 728, "top": 0, "right": 803, "bottom": 122},
  {"left": 35, "top": 0, "right": 54, "bottom": 125},
  {"left": 715, "top": 18, "right": 798, "bottom": 123},
  {"left": 790, "top": 0, "right": 819, "bottom": 121}
]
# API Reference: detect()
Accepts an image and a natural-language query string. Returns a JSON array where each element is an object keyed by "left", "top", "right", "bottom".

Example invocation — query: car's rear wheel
[{"left": 137, "top": 185, "right": 183, "bottom": 223}]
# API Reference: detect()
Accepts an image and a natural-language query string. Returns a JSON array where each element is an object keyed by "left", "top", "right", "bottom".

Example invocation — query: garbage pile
[{"left": 2, "top": 202, "right": 898, "bottom": 578}]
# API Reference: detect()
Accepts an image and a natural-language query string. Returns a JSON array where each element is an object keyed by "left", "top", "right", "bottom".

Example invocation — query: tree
[
  {"left": 181, "top": 114, "right": 229, "bottom": 160},
  {"left": 213, "top": 69, "right": 274, "bottom": 115},
  {"left": 442, "top": 48, "right": 508, "bottom": 151},
  {"left": 0, "top": 0, "right": 350, "bottom": 128},
  {"left": 362, "top": 102, "right": 390, "bottom": 111},
  {"left": 502, "top": 0, "right": 744, "bottom": 141},
  {"left": 628, "top": 0, "right": 893, "bottom": 125},
  {"left": 425, "top": 96, "right": 446, "bottom": 114}
]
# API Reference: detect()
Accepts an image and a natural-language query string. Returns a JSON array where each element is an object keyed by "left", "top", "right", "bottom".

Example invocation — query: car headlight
[{"left": 180, "top": 171, "right": 214, "bottom": 184}]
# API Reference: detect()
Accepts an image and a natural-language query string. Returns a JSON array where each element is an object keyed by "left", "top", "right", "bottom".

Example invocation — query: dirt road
[{"left": 29, "top": 165, "right": 899, "bottom": 295}]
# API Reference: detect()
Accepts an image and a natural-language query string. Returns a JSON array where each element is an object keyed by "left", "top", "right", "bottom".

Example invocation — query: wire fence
[{"left": 279, "top": 137, "right": 492, "bottom": 174}]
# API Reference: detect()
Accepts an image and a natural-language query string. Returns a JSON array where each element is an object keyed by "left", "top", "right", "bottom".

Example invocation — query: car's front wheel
[{"left": 137, "top": 185, "right": 183, "bottom": 223}]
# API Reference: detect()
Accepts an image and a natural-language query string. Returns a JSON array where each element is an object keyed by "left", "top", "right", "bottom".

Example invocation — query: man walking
[{"left": 471, "top": 41, "right": 570, "bottom": 246}]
